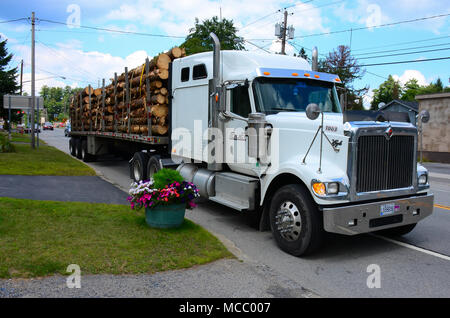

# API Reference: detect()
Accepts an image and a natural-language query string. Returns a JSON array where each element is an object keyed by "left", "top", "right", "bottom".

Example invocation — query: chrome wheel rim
[
  {"left": 133, "top": 161, "right": 142, "bottom": 181},
  {"left": 275, "top": 201, "right": 302, "bottom": 241}
]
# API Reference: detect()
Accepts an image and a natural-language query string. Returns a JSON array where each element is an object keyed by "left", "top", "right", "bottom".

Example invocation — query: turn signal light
[
  {"left": 312, "top": 182, "right": 326, "bottom": 196},
  {"left": 263, "top": 72, "right": 271, "bottom": 75}
]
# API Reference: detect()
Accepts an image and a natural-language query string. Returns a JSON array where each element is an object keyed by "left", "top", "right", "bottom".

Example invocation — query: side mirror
[
  {"left": 306, "top": 103, "right": 321, "bottom": 120},
  {"left": 419, "top": 110, "right": 430, "bottom": 123}
]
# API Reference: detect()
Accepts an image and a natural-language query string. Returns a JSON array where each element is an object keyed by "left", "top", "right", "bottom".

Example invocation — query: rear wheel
[
  {"left": 131, "top": 152, "right": 149, "bottom": 182},
  {"left": 75, "top": 138, "right": 83, "bottom": 159},
  {"left": 146, "top": 155, "right": 162, "bottom": 181},
  {"left": 81, "top": 139, "right": 96, "bottom": 162},
  {"left": 69, "top": 138, "right": 76, "bottom": 156},
  {"left": 269, "top": 184, "right": 324, "bottom": 256}
]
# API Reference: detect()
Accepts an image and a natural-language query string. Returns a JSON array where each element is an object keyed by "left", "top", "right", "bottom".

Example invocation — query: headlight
[
  {"left": 327, "top": 182, "right": 339, "bottom": 194},
  {"left": 418, "top": 174, "right": 428, "bottom": 185}
]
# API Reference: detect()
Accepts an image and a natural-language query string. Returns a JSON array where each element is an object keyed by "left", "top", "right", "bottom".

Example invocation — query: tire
[
  {"left": 269, "top": 184, "right": 324, "bottom": 256},
  {"left": 69, "top": 138, "right": 76, "bottom": 156},
  {"left": 81, "top": 139, "right": 96, "bottom": 162},
  {"left": 75, "top": 138, "right": 83, "bottom": 159},
  {"left": 131, "top": 152, "right": 149, "bottom": 182},
  {"left": 146, "top": 155, "right": 162, "bottom": 181},
  {"left": 378, "top": 223, "right": 417, "bottom": 237}
]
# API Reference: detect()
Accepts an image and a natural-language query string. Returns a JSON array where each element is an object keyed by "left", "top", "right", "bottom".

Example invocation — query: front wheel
[{"left": 269, "top": 184, "right": 324, "bottom": 256}]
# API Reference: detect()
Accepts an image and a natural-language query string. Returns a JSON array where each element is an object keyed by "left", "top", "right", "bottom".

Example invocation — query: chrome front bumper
[{"left": 322, "top": 193, "right": 434, "bottom": 235}]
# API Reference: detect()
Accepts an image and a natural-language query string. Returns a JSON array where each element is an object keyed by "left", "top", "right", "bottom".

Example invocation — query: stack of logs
[{"left": 69, "top": 47, "right": 186, "bottom": 136}]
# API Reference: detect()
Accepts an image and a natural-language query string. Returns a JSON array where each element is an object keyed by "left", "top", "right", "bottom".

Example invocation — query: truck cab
[{"left": 169, "top": 35, "right": 433, "bottom": 256}]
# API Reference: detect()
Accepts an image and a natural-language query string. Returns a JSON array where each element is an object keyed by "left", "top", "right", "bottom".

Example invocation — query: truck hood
[{"left": 266, "top": 112, "right": 345, "bottom": 135}]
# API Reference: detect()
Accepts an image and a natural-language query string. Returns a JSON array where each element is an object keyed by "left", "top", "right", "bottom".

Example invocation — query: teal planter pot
[{"left": 145, "top": 203, "right": 186, "bottom": 228}]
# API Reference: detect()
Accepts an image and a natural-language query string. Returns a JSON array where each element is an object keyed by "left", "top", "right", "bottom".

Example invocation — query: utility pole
[
  {"left": 281, "top": 10, "right": 288, "bottom": 55},
  {"left": 31, "top": 11, "right": 36, "bottom": 149},
  {"left": 275, "top": 10, "right": 294, "bottom": 55},
  {"left": 19, "top": 59, "right": 23, "bottom": 95}
]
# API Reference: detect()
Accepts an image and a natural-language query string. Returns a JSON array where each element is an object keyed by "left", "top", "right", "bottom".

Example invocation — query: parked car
[
  {"left": 24, "top": 124, "right": 40, "bottom": 133},
  {"left": 43, "top": 122, "right": 54, "bottom": 130}
]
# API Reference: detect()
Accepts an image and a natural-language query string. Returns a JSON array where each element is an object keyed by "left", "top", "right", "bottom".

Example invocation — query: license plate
[{"left": 380, "top": 203, "right": 395, "bottom": 216}]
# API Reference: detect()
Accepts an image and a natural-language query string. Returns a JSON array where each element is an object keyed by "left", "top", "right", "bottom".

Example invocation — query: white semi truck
[{"left": 70, "top": 33, "right": 434, "bottom": 256}]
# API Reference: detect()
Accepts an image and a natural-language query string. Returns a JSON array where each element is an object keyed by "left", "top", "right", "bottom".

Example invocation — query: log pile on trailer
[{"left": 69, "top": 47, "right": 186, "bottom": 136}]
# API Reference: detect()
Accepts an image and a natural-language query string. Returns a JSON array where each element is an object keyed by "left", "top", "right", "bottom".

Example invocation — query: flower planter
[{"left": 145, "top": 203, "right": 186, "bottom": 229}]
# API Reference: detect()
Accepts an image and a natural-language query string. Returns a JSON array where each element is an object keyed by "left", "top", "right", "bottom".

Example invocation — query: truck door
[{"left": 224, "top": 85, "right": 256, "bottom": 176}]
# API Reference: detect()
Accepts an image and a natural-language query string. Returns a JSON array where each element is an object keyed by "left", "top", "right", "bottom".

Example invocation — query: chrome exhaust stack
[{"left": 312, "top": 46, "right": 318, "bottom": 72}]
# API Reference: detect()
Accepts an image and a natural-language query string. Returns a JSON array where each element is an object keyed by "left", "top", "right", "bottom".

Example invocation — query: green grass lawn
[
  {"left": 0, "top": 142, "right": 95, "bottom": 176},
  {"left": 0, "top": 198, "right": 233, "bottom": 278},
  {"left": 0, "top": 132, "right": 46, "bottom": 144}
]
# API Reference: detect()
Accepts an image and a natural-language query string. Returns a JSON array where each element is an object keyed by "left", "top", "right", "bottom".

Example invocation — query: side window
[
  {"left": 231, "top": 86, "right": 251, "bottom": 118},
  {"left": 193, "top": 64, "right": 207, "bottom": 80},
  {"left": 181, "top": 67, "right": 190, "bottom": 82}
]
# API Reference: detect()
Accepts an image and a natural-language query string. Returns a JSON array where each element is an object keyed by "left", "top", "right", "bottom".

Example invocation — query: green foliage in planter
[
  {"left": 0, "top": 133, "right": 15, "bottom": 153},
  {"left": 153, "top": 168, "right": 184, "bottom": 189}
]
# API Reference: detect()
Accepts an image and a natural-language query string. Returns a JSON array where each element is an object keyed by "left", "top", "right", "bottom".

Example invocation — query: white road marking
[
  {"left": 429, "top": 172, "right": 450, "bottom": 180},
  {"left": 371, "top": 234, "right": 450, "bottom": 261}
]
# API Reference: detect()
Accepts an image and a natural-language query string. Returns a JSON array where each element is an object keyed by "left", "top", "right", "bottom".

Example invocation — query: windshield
[{"left": 253, "top": 77, "right": 342, "bottom": 114}]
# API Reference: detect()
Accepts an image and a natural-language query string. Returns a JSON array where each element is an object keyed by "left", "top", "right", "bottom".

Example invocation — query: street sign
[{"left": 2, "top": 95, "right": 43, "bottom": 110}]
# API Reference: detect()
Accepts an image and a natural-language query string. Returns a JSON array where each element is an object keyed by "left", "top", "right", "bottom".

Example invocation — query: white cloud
[
  {"left": 393, "top": 70, "right": 428, "bottom": 86},
  {"left": 101, "top": 0, "right": 330, "bottom": 42},
  {"left": 13, "top": 41, "right": 152, "bottom": 94},
  {"left": 334, "top": 0, "right": 446, "bottom": 33},
  {"left": 362, "top": 88, "right": 374, "bottom": 109},
  {"left": 268, "top": 39, "right": 295, "bottom": 55}
]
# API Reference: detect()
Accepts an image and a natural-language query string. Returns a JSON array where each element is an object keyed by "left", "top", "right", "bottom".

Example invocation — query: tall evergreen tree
[{"left": 0, "top": 36, "right": 20, "bottom": 123}]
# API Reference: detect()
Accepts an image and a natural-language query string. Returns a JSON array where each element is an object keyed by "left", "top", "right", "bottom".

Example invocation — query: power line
[
  {"left": 38, "top": 18, "right": 186, "bottom": 39},
  {"left": 354, "top": 42, "right": 450, "bottom": 56},
  {"left": 242, "top": 0, "right": 346, "bottom": 38},
  {"left": 293, "top": 13, "right": 450, "bottom": 39},
  {"left": 36, "top": 40, "right": 100, "bottom": 82},
  {"left": 0, "top": 18, "right": 27, "bottom": 24},
  {"left": 239, "top": 0, "right": 316, "bottom": 31},
  {"left": 358, "top": 56, "right": 450, "bottom": 67},
  {"left": 22, "top": 60, "right": 96, "bottom": 85},
  {"left": 351, "top": 34, "right": 450, "bottom": 52},
  {"left": 357, "top": 47, "right": 450, "bottom": 60},
  {"left": 243, "top": 39, "right": 271, "bottom": 53}
]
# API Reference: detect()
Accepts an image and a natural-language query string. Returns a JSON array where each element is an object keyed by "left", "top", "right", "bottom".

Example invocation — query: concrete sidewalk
[{"left": 0, "top": 175, "right": 128, "bottom": 204}]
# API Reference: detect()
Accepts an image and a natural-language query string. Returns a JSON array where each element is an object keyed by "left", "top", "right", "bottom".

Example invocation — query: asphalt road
[{"left": 41, "top": 129, "right": 450, "bottom": 297}]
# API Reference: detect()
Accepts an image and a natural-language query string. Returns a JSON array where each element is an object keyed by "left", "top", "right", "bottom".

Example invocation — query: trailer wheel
[
  {"left": 69, "top": 138, "right": 76, "bottom": 156},
  {"left": 81, "top": 140, "right": 96, "bottom": 162},
  {"left": 269, "top": 184, "right": 323, "bottom": 256},
  {"left": 131, "top": 152, "right": 149, "bottom": 182},
  {"left": 75, "top": 138, "right": 83, "bottom": 159},
  {"left": 146, "top": 155, "right": 162, "bottom": 180}
]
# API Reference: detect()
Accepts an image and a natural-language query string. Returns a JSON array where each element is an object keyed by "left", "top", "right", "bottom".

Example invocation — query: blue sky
[{"left": 0, "top": 0, "right": 449, "bottom": 107}]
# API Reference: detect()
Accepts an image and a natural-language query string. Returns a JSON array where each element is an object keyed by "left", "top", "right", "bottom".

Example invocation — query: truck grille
[{"left": 356, "top": 135, "right": 414, "bottom": 193}]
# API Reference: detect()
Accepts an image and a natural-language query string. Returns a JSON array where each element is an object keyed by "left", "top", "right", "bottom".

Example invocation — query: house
[
  {"left": 378, "top": 99, "right": 419, "bottom": 126},
  {"left": 415, "top": 92, "right": 450, "bottom": 163}
]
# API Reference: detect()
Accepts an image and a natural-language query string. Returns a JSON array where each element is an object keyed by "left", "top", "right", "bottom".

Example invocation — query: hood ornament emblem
[{"left": 385, "top": 126, "right": 393, "bottom": 140}]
